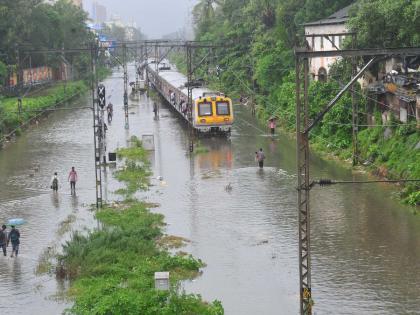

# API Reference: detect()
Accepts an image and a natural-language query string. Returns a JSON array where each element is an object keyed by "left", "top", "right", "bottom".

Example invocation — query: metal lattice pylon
[{"left": 296, "top": 57, "right": 312, "bottom": 315}]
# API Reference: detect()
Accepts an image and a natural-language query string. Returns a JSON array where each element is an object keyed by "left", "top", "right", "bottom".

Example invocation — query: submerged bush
[{"left": 59, "top": 138, "right": 223, "bottom": 314}]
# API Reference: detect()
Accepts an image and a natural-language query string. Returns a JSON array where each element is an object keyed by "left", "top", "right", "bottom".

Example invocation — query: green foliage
[
  {"left": 0, "top": 61, "right": 7, "bottom": 84},
  {"left": 0, "top": 81, "right": 87, "bottom": 139},
  {"left": 59, "top": 140, "right": 223, "bottom": 315},
  {"left": 0, "top": 0, "right": 93, "bottom": 77},
  {"left": 358, "top": 126, "right": 420, "bottom": 180},
  {"left": 115, "top": 137, "right": 151, "bottom": 197},
  {"left": 348, "top": 0, "right": 420, "bottom": 48},
  {"left": 405, "top": 190, "right": 420, "bottom": 207}
]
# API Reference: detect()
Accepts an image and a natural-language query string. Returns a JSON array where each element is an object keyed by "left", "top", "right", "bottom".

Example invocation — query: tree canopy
[
  {"left": 349, "top": 0, "right": 420, "bottom": 48},
  {"left": 0, "top": 0, "right": 92, "bottom": 70}
]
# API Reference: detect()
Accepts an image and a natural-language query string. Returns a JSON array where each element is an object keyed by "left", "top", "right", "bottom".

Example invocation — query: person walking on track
[{"left": 68, "top": 167, "right": 78, "bottom": 195}]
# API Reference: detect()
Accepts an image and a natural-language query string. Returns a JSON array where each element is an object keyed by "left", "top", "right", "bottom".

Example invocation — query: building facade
[
  {"left": 92, "top": 1, "right": 107, "bottom": 24},
  {"left": 71, "top": 0, "right": 82, "bottom": 8},
  {"left": 304, "top": 5, "right": 352, "bottom": 81}
]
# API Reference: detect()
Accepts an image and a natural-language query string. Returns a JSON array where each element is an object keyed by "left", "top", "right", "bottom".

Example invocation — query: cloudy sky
[{"left": 84, "top": 0, "right": 198, "bottom": 38}]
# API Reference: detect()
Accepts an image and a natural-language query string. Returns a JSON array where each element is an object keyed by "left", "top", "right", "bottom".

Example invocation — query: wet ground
[{"left": 0, "top": 68, "right": 419, "bottom": 314}]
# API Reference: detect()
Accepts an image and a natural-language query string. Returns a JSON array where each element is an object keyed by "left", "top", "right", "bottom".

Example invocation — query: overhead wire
[{"left": 225, "top": 66, "right": 418, "bottom": 186}]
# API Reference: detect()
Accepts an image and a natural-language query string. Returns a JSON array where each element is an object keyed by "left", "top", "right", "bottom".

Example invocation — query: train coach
[{"left": 147, "top": 60, "right": 233, "bottom": 135}]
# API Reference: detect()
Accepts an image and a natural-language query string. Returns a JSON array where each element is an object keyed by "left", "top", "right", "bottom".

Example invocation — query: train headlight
[
  {"left": 200, "top": 119, "right": 206, "bottom": 123},
  {"left": 224, "top": 118, "right": 230, "bottom": 122}
]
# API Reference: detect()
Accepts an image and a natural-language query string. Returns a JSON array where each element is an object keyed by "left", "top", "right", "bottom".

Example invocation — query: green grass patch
[
  {"left": 57, "top": 136, "right": 223, "bottom": 314},
  {"left": 358, "top": 125, "right": 420, "bottom": 206},
  {"left": 0, "top": 81, "right": 87, "bottom": 139},
  {"left": 115, "top": 136, "right": 151, "bottom": 197}
]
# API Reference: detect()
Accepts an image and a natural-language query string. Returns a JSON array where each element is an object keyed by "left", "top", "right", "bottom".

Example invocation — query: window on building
[
  {"left": 321, "top": 36, "right": 324, "bottom": 49},
  {"left": 318, "top": 67, "right": 327, "bottom": 82}
]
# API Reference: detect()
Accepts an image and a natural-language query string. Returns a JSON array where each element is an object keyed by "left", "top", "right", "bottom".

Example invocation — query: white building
[{"left": 304, "top": 5, "right": 353, "bottom": 81}]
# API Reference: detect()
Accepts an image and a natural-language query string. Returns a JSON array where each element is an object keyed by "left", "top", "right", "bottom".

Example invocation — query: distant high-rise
[
  {"left": 71, "top": 0, "right": 82, "bottom": 8},
  {"left": 92, "top": 1, "right": 107, "bottom": 24}
]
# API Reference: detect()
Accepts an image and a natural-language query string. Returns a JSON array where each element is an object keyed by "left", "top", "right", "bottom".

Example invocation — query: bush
[{"left": 59, "top": 138, "right": 223, "bottom": 314}]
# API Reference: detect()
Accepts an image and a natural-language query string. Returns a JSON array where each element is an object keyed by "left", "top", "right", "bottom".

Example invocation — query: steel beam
[{"left": 294, "top": 47, "right": 420, "bottom": 58}]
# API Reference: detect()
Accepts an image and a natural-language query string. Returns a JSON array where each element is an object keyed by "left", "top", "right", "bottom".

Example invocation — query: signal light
[{"left": 97, "top": 84, "right": 106, "bottom": 108}]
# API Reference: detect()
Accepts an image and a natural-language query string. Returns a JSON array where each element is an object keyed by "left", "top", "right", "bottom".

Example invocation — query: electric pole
[{"left": 122, "top": 43, "right": 129, "bottom": 129}]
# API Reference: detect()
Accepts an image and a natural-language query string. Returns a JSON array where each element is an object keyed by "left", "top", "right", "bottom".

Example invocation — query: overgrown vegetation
[
  {"left": 57, "top": 137, "right": 223, "bottom": 314},
  {"left": 186, "top": 0, "right": 419, "bottom": 207},
  {"left": 358, "top": 124, "right": 420, "bottom": 206},
  {"left": 115, "top": 136, "right": 151, "bottom": 197},
  {"left": 0, "top": 81, "right": 87, "bottom": 140}
]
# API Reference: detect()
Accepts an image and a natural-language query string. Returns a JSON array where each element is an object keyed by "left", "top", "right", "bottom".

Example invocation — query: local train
[{"left": 147, "top": 60, "right": 234, "bottom": 134}]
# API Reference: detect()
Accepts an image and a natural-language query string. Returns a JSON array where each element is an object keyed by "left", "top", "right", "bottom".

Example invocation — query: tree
[{"left": 349, "top": 0, "right": 420, "bottom": 48}]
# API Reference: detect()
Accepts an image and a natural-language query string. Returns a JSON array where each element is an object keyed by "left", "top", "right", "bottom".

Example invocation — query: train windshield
[
  {"left": 216, "top": 101, "right": 230, "bottom": 115},
  {"left": 198, "top": 102, "right": 212, "bottom": 116}
]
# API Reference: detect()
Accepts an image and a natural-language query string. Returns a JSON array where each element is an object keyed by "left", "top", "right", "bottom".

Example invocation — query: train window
[
  {"left": 198, "top": 102, "right": 212, "bottom": 116},
  {"left": 216, "top": 102, "right": 230, "bottom": 115}
]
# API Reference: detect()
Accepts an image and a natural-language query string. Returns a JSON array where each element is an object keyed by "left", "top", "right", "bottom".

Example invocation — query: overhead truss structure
[{"left": 295, "top": 44, "right": 420, "bottom": 315}]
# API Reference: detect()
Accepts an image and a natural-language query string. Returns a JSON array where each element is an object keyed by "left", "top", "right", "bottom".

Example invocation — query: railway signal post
[{"left": 122, "top": 43, "right": 129, "bottom": 129}]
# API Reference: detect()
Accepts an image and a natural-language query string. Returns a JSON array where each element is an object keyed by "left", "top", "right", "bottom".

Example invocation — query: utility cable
[{"left": 312, "top": 178, "right": 420, "bottom": 187}]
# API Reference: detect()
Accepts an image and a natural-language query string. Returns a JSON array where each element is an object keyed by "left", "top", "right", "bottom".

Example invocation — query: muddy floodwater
[{"left": 1, "top": 69, "right": 419, "bottom": 315}]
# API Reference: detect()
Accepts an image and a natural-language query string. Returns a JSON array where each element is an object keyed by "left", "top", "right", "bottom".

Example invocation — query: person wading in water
[
  {"left": 50, "top": 172, "right": 59, "bottom": 192},
  {"left": 68, "top": 167, "right": 78, "bottom": 195},
  {"left": 268, "top": 118, "right": 276, "bottom": 136},
  {"left": 8, "top": 225, "right": 20, "bottom": 258},
  {"left": 0, "top": 225, "right": 8, "bottom": 256},
  {"left": 256, "top": 148, "right": 266, "bottom": 168}
]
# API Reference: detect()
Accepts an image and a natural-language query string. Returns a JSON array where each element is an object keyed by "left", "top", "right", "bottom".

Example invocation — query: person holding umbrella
[
  {"left": 7, "top": 225, "right": 20, "bottom": 258},
  {"left": 268, "top": 117, "right": 276, "bottom": 136}
]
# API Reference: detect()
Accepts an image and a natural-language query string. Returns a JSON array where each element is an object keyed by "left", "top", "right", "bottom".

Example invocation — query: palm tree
[{"left": 192, "top": 0, "right": 223, "bottom": 25}]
